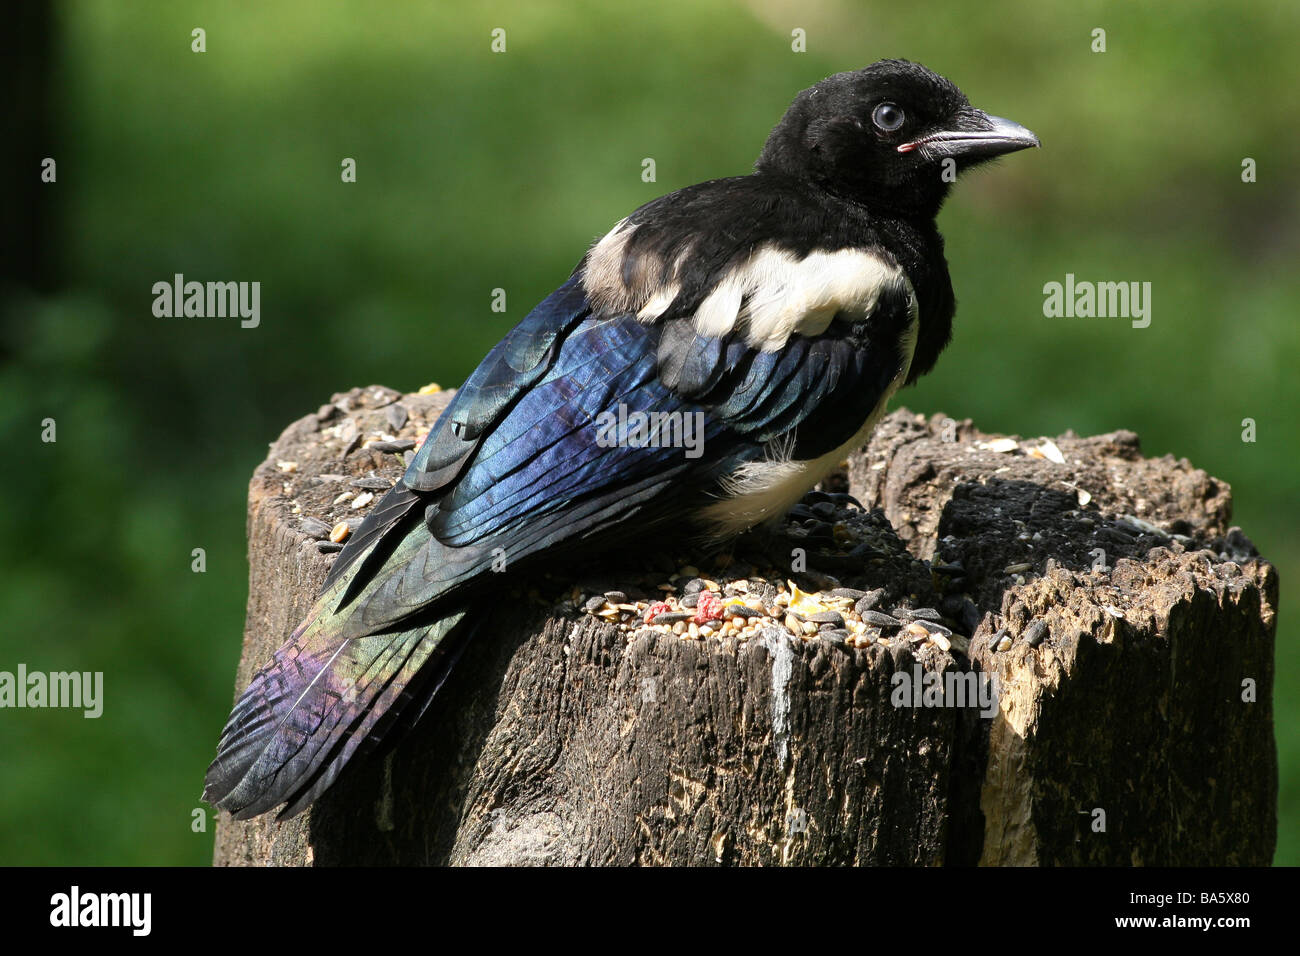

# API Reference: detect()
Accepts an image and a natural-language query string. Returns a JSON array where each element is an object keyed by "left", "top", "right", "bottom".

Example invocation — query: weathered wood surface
[{"left": 212, "top": 389, "right": 1277, "bottom": 866}]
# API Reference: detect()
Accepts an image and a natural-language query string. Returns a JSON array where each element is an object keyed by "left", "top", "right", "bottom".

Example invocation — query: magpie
[{"left": 204, "top": 58, "right": 1039, "bottom": 819}]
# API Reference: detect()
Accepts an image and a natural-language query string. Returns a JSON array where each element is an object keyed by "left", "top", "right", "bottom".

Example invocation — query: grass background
[{"left": 0, "top": 0, "right": 1295, "bottom": 864}]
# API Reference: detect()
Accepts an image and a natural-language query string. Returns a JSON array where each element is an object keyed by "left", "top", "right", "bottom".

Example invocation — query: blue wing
[
  {"left": 322, "top": 277, "right": 592, "bottom": 592},
  {"left": 325, "top": 270, "right": 912, "bottom": 637}
]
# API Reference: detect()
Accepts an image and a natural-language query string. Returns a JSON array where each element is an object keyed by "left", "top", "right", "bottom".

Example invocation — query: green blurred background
[{"left": 0, "top": 0, "right": 1295, "bottom": 865}]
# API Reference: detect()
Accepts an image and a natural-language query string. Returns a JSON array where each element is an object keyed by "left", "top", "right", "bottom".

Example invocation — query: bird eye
[{"left": 872, "top": 102, "right": 905, "bottom": 132}]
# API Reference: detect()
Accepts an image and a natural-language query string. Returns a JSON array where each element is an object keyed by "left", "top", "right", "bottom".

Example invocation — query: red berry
[
  {"left": 645, "top": 601, "right": 672, "bottom": 623},
  {"left": 694, "top": 591, "right": 724, "bottom": 624}
]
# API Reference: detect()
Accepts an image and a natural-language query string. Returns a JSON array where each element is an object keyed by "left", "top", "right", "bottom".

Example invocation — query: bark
[{"left": 212, "top": 391, "right": 1277, "bottom": 866}]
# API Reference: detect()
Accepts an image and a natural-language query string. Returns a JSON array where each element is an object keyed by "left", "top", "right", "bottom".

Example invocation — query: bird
[{"left": 204, "top": 58, "right": 1039, "bottom": 820}]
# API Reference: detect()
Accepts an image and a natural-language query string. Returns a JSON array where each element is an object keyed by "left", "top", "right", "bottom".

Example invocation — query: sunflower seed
[
  {"left": 853, "top": 590, "right": 887, "bottom": 614},
  {"left": 805, "top": 611, "right": 845, "bottom": 627},
  {"left": 860, "top": 610, "right": 902, "bottom": 628},
  {"left": 650, "top": 613, "right": 691, "bottom": 629},
  {"left": 385, "top": 404, "right": 409, "bottom": 432},
  {"left": 1021, "top": 620, "right": 1048, "bottom": 648},
  {"left": 367, "top": 439, "right": 416, "bottom": 453},
  {"left": 299, "top": 517, "right": 332, "bottom": 539}
]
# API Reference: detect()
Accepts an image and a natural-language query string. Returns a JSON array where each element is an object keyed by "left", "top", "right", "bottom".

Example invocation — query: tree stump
[{"left": 211, "top": 388, "right": 1278, "bottom": 866}]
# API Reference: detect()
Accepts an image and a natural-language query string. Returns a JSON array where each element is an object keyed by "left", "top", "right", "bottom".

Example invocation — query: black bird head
[{"left": 757, "top": 59, "right": 1039, "bottom": 218}]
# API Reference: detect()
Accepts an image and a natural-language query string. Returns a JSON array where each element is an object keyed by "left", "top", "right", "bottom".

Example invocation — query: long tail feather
[
  {"left": 203, "top": 517, "right": 471, "bottom": 819},
  {"left": 275, "top": 610, "right": 480, "bottom": 818},
  {"left": 204, "top": 606, "right": 466, "bottom": 819}
]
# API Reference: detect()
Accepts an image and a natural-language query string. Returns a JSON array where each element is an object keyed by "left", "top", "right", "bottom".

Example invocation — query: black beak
[{"left": 898, "top": 108, "right": 1040, "bottom": 160}]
